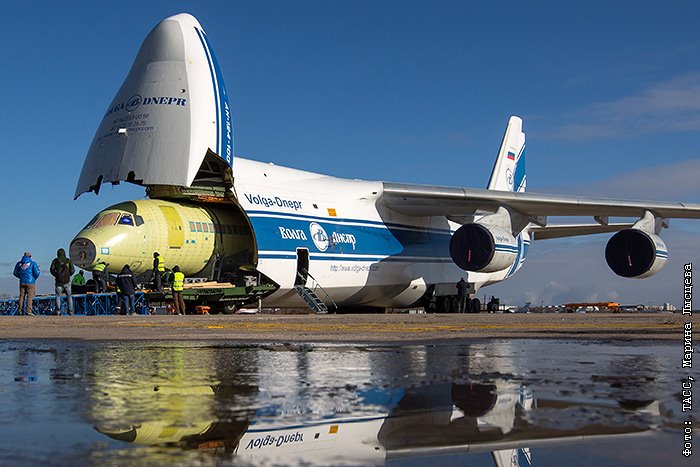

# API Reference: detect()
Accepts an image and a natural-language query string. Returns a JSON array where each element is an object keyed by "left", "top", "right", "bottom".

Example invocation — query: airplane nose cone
[
  {"left": 133, "top": 14, "right": 203, "bottom": 68},
  {"left": 70, "top": 237, "right": 96, "bottom": 269}
]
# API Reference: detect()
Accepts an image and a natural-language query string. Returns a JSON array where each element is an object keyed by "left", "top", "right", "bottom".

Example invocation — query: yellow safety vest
[
  {"left": 156, "top": 257, "right": 165, "bottom": 272},
  {"left": 173, "top": 272, "right": 185, "bottom": 292},
  {"left": 93, "top": 263, "right": 106, "bottom": 272}
]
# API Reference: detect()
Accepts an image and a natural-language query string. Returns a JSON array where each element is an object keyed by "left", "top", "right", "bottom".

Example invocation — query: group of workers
[{"left": 12, "top": 250, "right": 186, "bottom": 316}]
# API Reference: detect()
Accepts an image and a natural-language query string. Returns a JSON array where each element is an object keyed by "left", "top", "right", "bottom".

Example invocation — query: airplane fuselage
[{"left": 71, "top": 158, "right": 528, "bottom": 308}]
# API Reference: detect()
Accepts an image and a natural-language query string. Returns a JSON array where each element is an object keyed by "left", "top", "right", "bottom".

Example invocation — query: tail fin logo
[
  {"left": 126, "top": 94, "right": 142, "bottom": 112},
  {"left": 507, "top": 151, "right": 515, "bottom": 160}
]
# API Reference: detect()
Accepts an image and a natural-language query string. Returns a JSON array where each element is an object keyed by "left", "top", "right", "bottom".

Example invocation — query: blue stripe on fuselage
[
  {"left": 246, "top": 210, "right": 454, "bottom": 234},
  {"left": 249, "top": 213, "right": 452, "bottom": 260},
  {"left": 250, "top": 212, "right": 534, "bottom": 271}
]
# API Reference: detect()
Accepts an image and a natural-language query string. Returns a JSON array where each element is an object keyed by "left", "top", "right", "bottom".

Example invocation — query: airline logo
[
  {"left": 507, "top": 151, "right": 516, "bottom": 160},
  {"left": 309, "top": 223, "right": 358, "bottom": 251},
  {"left": 506, "top": 168, "right": 513, "bottom": 187},
  {"left": 105, "top": 94, "right": 187, "bottom": 116},
  {"left": 310, "top": 222, "right": 329, "bottom": 252},
  {"left": 244, "top": 431, "right": 304, "bottom": 450},
  {"left": 331, "top": 232, "right": 357, "bottom": 250},
  {"left": 244, "top": 193, "right": 303, "bottom": 211},
  {"left": 279, "top": 227, "right": 307, "bottom": 241}
]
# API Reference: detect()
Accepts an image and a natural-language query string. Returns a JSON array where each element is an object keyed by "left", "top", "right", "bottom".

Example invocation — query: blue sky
[{"left": 1, "top": 1, "right": 699, "bottom": 306}]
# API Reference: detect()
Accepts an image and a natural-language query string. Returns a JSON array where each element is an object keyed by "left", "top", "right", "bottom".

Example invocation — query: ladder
[
  {"left": 295, "top": 269, "right": 337, "bottom": 314},
  {"left": 294, "top": 285, "right": 328, "bottom": 314}
]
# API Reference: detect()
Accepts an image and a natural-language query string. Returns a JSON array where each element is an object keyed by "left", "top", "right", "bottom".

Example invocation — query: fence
[{"left": 0, "top": 292, "right": 148, "bottom": 316}]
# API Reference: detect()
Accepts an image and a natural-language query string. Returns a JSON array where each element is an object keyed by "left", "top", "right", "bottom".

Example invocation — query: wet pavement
[{"left": 0, "top": 339, "right": 696, "bottom": 466}]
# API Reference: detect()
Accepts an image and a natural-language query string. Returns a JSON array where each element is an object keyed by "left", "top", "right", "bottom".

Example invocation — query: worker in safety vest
[
  {"left": 92, "top": 261, "right": 108, "bottom": 293},
  {"left": 152, "top": 252, "right": 165, "bottom": 293},
  {"left": 171, "top": 265, "right": 185, "bottom": 315}
]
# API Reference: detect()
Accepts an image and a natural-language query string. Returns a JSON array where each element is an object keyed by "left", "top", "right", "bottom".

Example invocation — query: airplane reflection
[{"left": 94, "top": 378, "right": 660, "bottom": 466}]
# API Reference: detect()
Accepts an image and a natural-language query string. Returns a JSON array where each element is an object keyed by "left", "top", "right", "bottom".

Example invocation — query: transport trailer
[{"left": 144, "top": 282, "right": 278, "bottom": 314}]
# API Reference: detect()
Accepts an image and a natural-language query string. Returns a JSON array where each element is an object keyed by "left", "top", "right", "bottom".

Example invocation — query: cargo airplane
[{"left": 70, "top": 13, "right": 700, "bottom": 312}]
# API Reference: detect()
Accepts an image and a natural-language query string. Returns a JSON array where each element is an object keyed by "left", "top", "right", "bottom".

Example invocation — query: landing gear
[
  {"left": 441, "top": 296, "right": 454, "bottom": 313},
  {"left": 208, "top": 302, "right": 238, "bottom": 314},
  {"left": 469, "top": 298, "right": 481, "bottom": 313},
  {"left": 220, "top": 303, "right": 238, "bottom": 315}
]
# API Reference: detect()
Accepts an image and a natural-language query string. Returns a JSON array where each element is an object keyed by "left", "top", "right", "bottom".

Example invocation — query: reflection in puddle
[{"left": 0, "top": 341, "right": 694, "bottom": 466}]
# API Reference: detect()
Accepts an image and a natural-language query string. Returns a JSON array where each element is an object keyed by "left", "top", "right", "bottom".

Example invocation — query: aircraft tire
[
  {"left": 220, "top": 303, "right": 238, "bottom": 314},
  {"left": 439, "top": 296, "right": 452, "bottom": 313},
  {"left": 207, "top": 302, "right": 238, "bottom": 315},
  {"left": 469, "top": 298, "right": 481, "bottom": 313}
]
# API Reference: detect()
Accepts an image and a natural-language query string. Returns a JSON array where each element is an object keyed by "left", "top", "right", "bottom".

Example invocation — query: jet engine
[
  {"left": 605, "top": 229, "right": 668, "bottom": 278},
  {"left": 449, "top": 223, "right": 518, "bottom": 273}
]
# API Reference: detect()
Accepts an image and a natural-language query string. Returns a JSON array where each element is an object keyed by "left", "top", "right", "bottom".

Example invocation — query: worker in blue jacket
[{"left": 13, "top": 252, "right": 40, "bottom": 316}]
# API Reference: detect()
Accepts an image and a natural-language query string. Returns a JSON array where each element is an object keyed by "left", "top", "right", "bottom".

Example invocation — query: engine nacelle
[
  {"left": 605, "top": 229, "right": 668, "bottom": 278},
  {"left": 449, "top": 224, "right": 518, "bottom": 273}
]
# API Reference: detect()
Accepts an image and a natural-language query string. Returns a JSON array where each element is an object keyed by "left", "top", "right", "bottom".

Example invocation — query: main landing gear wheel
[{"left": 469, "top": 298, "right": 481, "bottom": 313}]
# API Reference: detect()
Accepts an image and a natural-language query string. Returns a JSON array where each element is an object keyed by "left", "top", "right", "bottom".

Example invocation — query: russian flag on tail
[{"left": 507, "top": 151, "right": 516, "bottom": 160}]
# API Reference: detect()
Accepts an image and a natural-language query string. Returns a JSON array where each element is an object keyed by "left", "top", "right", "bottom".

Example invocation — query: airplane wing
[
  {"left": 528, "top": 223, "right": 635, "bottom": 240},
  {"left": 381, "top": 118, "right": 698, "bottom": 279},
  {"left": 382, "top": 182, "right": 700, "bottom": 221}
]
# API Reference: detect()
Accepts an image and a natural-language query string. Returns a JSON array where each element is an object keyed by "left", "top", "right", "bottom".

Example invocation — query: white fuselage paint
[{"left": 233, "top": 158, "right": 528, "bottom": 308}]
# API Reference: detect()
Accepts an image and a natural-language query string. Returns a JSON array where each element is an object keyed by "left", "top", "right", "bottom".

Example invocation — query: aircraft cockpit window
[
  {"left": 86, "top": 212, "right": 121, "bottom": 229},
  {"left": 83, "top": 215, "right": 98, "bottom": 230},
  {"left": 134, "top": 215, "right": 144, "bottom": 226},
  {"left": 119, "top": 214, "right": 134, "bottom": 226}
]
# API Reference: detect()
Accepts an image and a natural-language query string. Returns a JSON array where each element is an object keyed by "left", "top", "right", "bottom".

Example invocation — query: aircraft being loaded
[{"left": 69, "top": 13, "right": 700, "bottom": 313}]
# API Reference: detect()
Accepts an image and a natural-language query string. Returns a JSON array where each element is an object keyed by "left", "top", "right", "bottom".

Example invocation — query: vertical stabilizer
[
  {"left": 487, "top": 116, "right": 526, "bottom": 193},
  {"left": 75, "top": 13, "right": 233, "bottom": 198}
]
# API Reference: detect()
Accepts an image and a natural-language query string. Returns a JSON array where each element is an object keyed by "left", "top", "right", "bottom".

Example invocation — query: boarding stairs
[
  {"left": 295, "top": 286, "right": 328, "bottom": 313},
  {"left": 295, "top": 269, "right": 337, "bottom": 314}
]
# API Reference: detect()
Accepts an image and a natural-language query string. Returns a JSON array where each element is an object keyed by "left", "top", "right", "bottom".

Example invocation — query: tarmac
[{"left": 0, "top": 312, "right": 695, "bottom": 342}]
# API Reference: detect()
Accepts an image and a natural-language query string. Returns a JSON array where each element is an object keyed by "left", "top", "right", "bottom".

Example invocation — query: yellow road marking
[{"left": 99, "top": 321, "right": 677, "bottom": 333}]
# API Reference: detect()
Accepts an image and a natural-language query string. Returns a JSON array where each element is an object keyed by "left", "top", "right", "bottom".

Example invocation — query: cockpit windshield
[
  {"left": 84, "top": 211, "right": 144, "bottom": 229},
  {"left": 85, "top": 212, "right": 121, "bottom": 229}
]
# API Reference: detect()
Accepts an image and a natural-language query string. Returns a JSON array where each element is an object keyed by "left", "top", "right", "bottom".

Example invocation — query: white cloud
[
  {"left": 485, "top": 230, "right": 699, "bottom": 308},
  {"left": 545, "top": 158, "right": 700, "bottom": 201},
  {"left": 539, "top": 72, "right": 700, "bottom": 140}
]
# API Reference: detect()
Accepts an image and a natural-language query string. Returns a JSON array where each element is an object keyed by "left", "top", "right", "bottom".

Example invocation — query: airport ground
[{"left": 0, "top": 312, "right": 695, "bottom": 342}]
